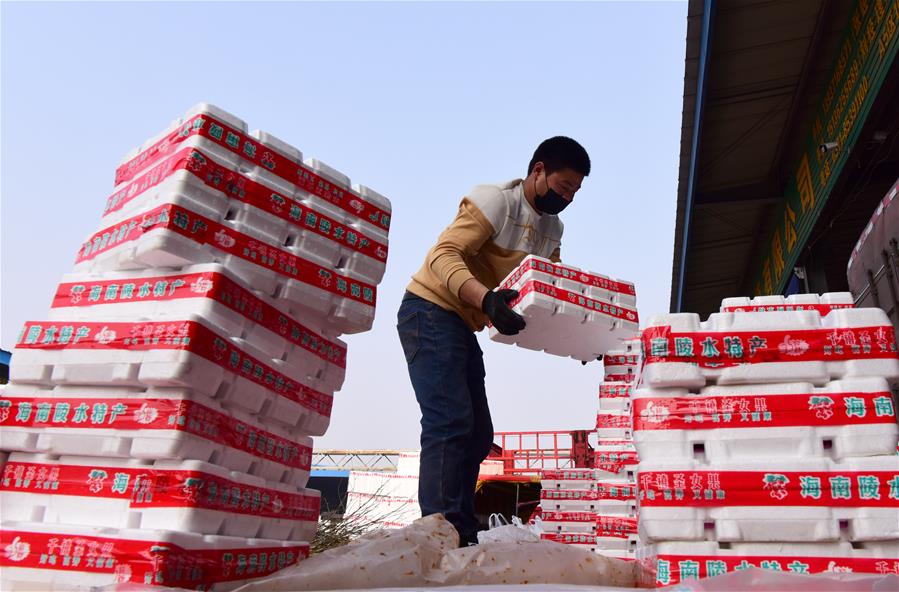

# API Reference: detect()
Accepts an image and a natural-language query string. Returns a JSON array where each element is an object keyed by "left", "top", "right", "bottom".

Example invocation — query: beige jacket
[{"left": 407, "top": 179, "right": 563, "bottom": 331}]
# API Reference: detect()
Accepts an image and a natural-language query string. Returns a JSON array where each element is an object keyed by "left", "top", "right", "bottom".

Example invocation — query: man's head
[{"left": 526, "top": 136, "right": 590, "bottom": 215}]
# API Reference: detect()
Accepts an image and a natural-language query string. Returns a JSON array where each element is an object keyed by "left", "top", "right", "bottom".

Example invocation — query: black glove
[{"left": 482, "top": 289, "right": 526, "bottom": 336}]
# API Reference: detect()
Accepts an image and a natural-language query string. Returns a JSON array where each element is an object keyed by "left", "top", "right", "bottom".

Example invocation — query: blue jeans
[{"left": 396, "top": 292, "right": 493, "bottom": 545}]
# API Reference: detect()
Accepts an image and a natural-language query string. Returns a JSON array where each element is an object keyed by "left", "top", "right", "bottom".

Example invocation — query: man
[{"left": 396, "top": 137, "right": 591, "bottom": 545}]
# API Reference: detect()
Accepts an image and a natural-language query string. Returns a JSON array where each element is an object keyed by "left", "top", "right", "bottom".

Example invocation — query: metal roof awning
[{"left": 670, "top": 0, "right": 858, "bottom": 315}]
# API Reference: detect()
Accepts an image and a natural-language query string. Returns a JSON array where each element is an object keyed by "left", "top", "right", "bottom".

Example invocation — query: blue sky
[{"left": 1, "top": 1, "right": 687, "bottom": 449}]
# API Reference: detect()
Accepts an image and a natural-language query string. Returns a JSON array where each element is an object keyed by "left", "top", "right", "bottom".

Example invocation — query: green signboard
[{"left": 749, "top": 0, "right": 899, "bottom": 296}]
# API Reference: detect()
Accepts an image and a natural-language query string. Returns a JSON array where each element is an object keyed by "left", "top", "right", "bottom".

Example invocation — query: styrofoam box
[
  {"left": 343, "top": 491, "right": 422, "bottom": 529},
  {"left": 541, "top": 479, "right": 637, "bottom": 500},
  {"left": 596, "top": 413, "right": 633, "bottom": 438},
  {"left": 721, "top": 292, "right": 855, "bottom": 314},
  {"left": 599, "top": 382, "right": 633, "bottom": 412},
  {"left": 490, "top": 279, "right": 639, "bottom": 362},
  {"left": 604, "top": 350, "right": 640, "bottom": 369},
  {"left": 606, "top": 338, "right": 642, "bottom": 356},
  {"left": 500, "top": 255, "right": 637, "bottom": 307},
  {"left": 541, "top": 512, "right": 639, "bottom": 537},
  {"left": 540, "top": 514, "right": 640, "bottom": 543},
  {"left": 344, "top": 514, "right": 420, "bottom": 531},
  {"left": 10, "top": 316, "right": 332, "bottom": 435},
  {"left": 637, "top": 456, "right": 899, "bottom": 543},
  {"left": 73, "top": 198, "right": 376, "bottom": 335},
  {"left": 604, "top": 366, "right": 638, "bottom": 384},
  {"left": 0, "top": 520, "right": 307, "bottom": 591},
  {"left": 595, "top": 428, "right": 634, "bottom": 444},
  {"left": 637, "top": 540, "right": 899, "bottom": 586},
  {"left": 540, "top": 511, "right": 600, "bottom": 534},
  {"left": 540, "top": 489, "right": 638, "bottom": 515},
  {"left": 0, "top": 384, "right": 313, "bottom": 486},
  {"left": 50, "top": 264, "right": 347, "bottom": 392},
  {"left": 346, "top": 471, "right": 419, "bottom": 499},
  {"left": 541, "top": 532, "right": 638, "bottom": 556},
  {"left": 115, "top": 103, "right": 391, "bottom": 246},
  {"left": 598, "top": 398, "right": 631, "bottom": 413},
  {"left": 102, "top": 145, "right": 387, "bottom": 287},
  {"left": 631, "top": 378, "right": 899, "bottom": 463},
  {"left": 1, "top": 453, "right": 319, "bottom": 541},
  {"left": 641, "top": 309, "right": 899, "bottom": 388},
  {"left": 594, "top": 444, "right": 640, "bottom": 477},
  {"left": 396, "top": 450, "right": 421, "bottom": 476},
  {"left": 541, "top": 468, "right": 636, "bottom": 488}
]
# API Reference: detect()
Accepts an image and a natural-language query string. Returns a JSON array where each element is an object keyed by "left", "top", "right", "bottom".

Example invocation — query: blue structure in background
[{"left": 0, "top": 349, "right": 10, "bottom": 384}]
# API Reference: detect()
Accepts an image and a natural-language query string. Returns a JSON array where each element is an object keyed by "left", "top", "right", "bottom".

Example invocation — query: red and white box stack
[
  {"left": 596, "top": 338, "right": 642, "bottom": 438},
  {"left": 632, "top": 296, "right": 899, "bottom": 586},
  {"left": 539, "top": 338, "right": 644, "bottom": 559},
  {"left": 539, "top": 467, "right": 639, "bottom": 559},
  {"left": 0, "top": 103, "right": 392, "bottom": 591},
  {"left": 490, "top": 255, "right": 640, "bottom": 362}
]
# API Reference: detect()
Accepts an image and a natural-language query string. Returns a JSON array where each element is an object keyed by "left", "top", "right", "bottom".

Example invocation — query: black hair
[{"left": 527, "top": 136, "right": 591, "bottom": 177}]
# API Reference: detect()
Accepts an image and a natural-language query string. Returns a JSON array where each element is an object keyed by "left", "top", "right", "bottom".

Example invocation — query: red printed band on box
[
  {"left": 596, "top": 516, "right": 638, "bottom": 538},
  {"left": 642, "top": 325, "right": 899, "bottom": 367},
  {"left": 596, "top": 481, "right": 637, "bottom": 499},
  {"left": 0, "top": 528, "right": 307, "bottom": 588},
  {"left": 75, "top": 203, "right": 376, "bottom": 308},
  {"left": 15, "top": 321, "right": 333, "bottom": 419},
  {"left": 638, "top": 470, "right": 899, "bottom": 508},
  {"left": 523, "top": 258, "right": 636, "bottom": 296},
  {"left": 541, "top": 484, "right": 636, "bottom": 501},
  {"left": 541, "top": 511, "right": 597, "bottom": 523},
  {"left": 632, "top": 391, "right": 897, "bottom": 431},
  {"left": 0, "top": 396, "right": 312, "bottom": 471},
  {"left": 541, "top": 469, "right": 600, "bottom": 481},
  {"left": 114, "top": 113, "right": 390, "bottom": 232},
  {"left": 514, "top": 280, "right": 639, "bottom": 323},
  {"left": 652, "top": 554, "right": 899, "bottom": 586},
  {"left": 541, "top": 513, "right": 637, "bottom": 537},
  {"left": 541, "top": 533, "right": 622, "bottom": 545},
  {"left": 0, "top": 461, "right": 319, "bottom": 521},
  {"left": 594, "top": 450, "right": 639, "bottom": 473},
  {"left": 597, "top": 414, "right": 632, "bottom": 429},
  {"left": 722, "top": 303, "right": 854, "bottom": 314},
  {"left": 605, "top": 355, "right": 639, "bottom": 366},
  {"left": 599, "top": 384, "right": 632, "bottom": 398},
  {"left": 105, "top": 147, "right": 387, "bottom": 263},
  {"left": 53, "top": 270, "right": 347, "bottom": 369}
]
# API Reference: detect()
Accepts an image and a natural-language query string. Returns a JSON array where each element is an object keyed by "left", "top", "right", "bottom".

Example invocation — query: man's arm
[
  {"left": 426, "top": 198, "right": 495, "bottom": 308},
  {"left": 426, "top": 195, "right": 525, "bottom": 334},
  {"left": 459, "top": 277, "right": 490, "bottom": 309}
]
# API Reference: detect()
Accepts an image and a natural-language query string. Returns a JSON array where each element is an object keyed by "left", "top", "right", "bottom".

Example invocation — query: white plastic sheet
[
  {"left": 658, "top": 566, "right": 899, "bottom": 591},
  {"left": 232, "top": 514, "right": 637, "bottom": 591}
]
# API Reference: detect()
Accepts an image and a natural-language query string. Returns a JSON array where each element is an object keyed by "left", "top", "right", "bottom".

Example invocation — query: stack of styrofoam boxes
[
  {"left": 632, "top": 294, "right": 899, "bottom": 586},
  {"left": 539, "top": 466, "right": 639, "bottom": 559},
  {"left": 588, "top": 337, "right": 643, "bottom": 557},
  {"left": 596, "top": 337, "right": 642, "bottom": 441},
  {"left": 490, "top": 256, "right": 639, "bottom": 362},
  {"left": 504, "top": 254, "right": 641, "bottom": 555},
  {"left": 344, "top": 451, "right": 422, "bottom": 531},
  {"left": 537, "top": 343, "right": 643, "bottom": 558},
  {"left": 0, "top": 103, "right": 391, "bottom": 591}
]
